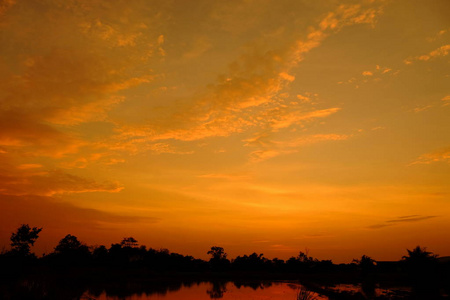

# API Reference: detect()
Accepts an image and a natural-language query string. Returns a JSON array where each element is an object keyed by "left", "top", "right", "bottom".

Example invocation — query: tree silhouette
[
  {"left": 352, "top": 255, "right": 376, "bottom": 273},
  {"left": 54, "top": 234, "right": 83, "bottom": 253},
  {"left": 402, "top": 246, "right": 437, "bottom": 263},
  {"left": 121, "top": 237, "right": 138, "bottom": 248},
  {"left": 207, "top": 246, "right": 230, "bottom": 271},
  {"left": 297, "top": 251, "right": 316, "bottom": 263},
  {"left": 402, "top": 245, "right": 440, "bottom": 295},
  {"left": 52, "top": 234, "right": 90, "bottom": 266},
  {"left": 207, "top": 246, "right": 227, "bottom": 260},
  {"left": 10, "top": 224, "right": 42, "bottom": 256}
]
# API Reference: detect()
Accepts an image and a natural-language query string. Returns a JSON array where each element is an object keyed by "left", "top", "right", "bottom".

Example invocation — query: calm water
[
  {"left": 3, "top": 277, "right": 440, "bottom": 299},
  {"left": 81, "top": 281, "right": 328, "bottom": 300}
]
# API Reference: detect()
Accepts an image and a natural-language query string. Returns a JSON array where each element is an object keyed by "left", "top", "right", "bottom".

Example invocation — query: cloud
[
  {"left": 1, "top": 49, "right": 155, "bottom": 126},
  {"left": 339, "top": 64, "right": 398, "bottom": 86},
  {"left": 198, "top": 173, "right": 252, "bottom": 181},
  {"left": 114, "top": 2, "right": 384, "bottom": 151},
  {"left": 442, "top": 95, "right": 450, "bottom": 106},
  {"left": 412, "top": 105, "right": 433, "bottom": 113},
  {"left": 270, "top": 108, "right": 341, "bottom": 131},
  {"left": 0, "top": 0, "right": 15, "bottom": 17},
  {"left": 387, "top": 215, "right": 437, "bottom": 223},
  {"left": 366, "top": 224, "right": 390, "bottom": 229},
  {"left": 367, "top": 215, "right": 437, "bottom": 229},
  {"left": 0, "top": 1, "right": 161, "bottom": 166},
  {"left": 278, "top": 134, "right": 350, "bottom": 147},
  {"left": 0, "top": 167, "right": 123, "bottom": 197},
  {"left": 408, "top": 94, "right": 450, "bottom": 113},
  {"left": 72, "top": 1, "right": 165, "bottom": 52},
  {"left": 249, "top": 149, "right": 293, "bottom": 162},
  {"left": 296, "top": 94, "right": 311, "bottom": 103},
  {"left": 405, "top": 44, "right": 450, "bottom": 64},
  {"left": 0, "top": 194, "right": 159, "bottom": 231},
  {"left": 0, "top": 1, "right": 387, "bottom": 206},
  {"left": 426, "top": 28, "right": 449, "bottom": 42},
  {"left": 183, "top": 36, "right": 212, "bottom": 59},
  {"left": 247, "top": 133, "right": 350, "bottom": 162},
  {"left": 17, "top": 164, "right": 43, "bottom": 170},
  {"left": 410, "top": 147, "right": 450, "bottom": 165},
  {"left": 0, "top": 111, "right": 82, "bottom": 157},
  {"left": 417, "top": 44, "right": 450, "bottom": 61}
]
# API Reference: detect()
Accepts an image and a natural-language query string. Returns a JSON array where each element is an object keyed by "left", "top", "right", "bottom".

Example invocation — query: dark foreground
[
  {"left": 1, "top": 265, "right": 449, "bottom": 300},
  {"left": 2, "top": 226, "right": 449, "bottom": 299}
]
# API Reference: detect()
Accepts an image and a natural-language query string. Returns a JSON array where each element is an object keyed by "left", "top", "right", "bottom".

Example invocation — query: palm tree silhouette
[{"left": 402, "top": 246, "right": 437, "bottom": 263}]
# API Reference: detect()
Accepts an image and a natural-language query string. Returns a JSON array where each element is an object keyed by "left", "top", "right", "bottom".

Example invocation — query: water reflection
[
  {"left": 325, "top": 283, "right": 412, "bottom": 299},
  {"left": 4, "top": 277, "right": 437, "bottom": 299},
  {"left": 81, "top": 281, "right": 317, "bottom": 300},
  {"left": 85, "top": 280, "right": 199, "bottom": 299},
  {"left": 206, "top": 281, "right": 226, "bottom": 298}
]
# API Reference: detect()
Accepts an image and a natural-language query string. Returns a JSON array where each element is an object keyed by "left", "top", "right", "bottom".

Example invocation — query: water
[
  {"left": 81, "top": 281, "right": 327, "bottom": 300},
  {"left": 325, "top": 283, "right": 412, "bottom": 299},
  {"left": 3, "top": 277, "right": 441, "bottom": 299}
]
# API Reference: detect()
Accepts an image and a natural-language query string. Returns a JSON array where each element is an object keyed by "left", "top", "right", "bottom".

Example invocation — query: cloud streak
[
  {"left": 404, "top": 44, "right": 450, "bottom": 64},
  {"left": 0, "top": 166, "right": 122, "bottom": 197},
  {"left": 367, "top": 215, "right": 437, "bottom": 229},
  {"left": 0, "top": 194, "right": 159, "bottom": 231},
  {"left": 247, "top": 133, "right": 350, "bottom": 162},
  {"left": 410, "top": 147, "right": 450, "bottom": 165}
]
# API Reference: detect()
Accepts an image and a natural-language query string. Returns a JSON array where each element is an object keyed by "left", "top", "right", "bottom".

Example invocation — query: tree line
[{"left": 1, "top": 224, "right": 446, "bottom": 278}]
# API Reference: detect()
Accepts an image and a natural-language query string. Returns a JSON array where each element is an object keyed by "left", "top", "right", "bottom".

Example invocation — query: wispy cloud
[
  {"left": 1, "top": 49, "right": 155, "bottom": 126},
  {"left": 247, "top": 133, "right": 350, "bottom": 162},
  {"left": 0, "top": 167, "right": 123, "bottom": 197},
  {"left": 0, "top": 194, "right": 159, "bottom": 230},
  {"left": 410, "top": 147, "right": 450, "bottom": 165},
  {"left": 0, "top": 111, "right": 83, "bottom": 158},
  {"left": 338, "top": 64, "right": 398, "bottom": 87},
  {"left": 412, "top": 105, "right": 433, "bottom": 113},
  {"left": 387, "top": 215, "right": 437, "bottom": 223},
  {"left": 404, "top": 44, "right": 450, "bottom": 64},
  {"left": 426, "top": 28, "right": 449, "bottom": 42},
  {"left": 442, "top": 95, "right": 450, "bottom": 106},
  {"left": 198, "top": 173, "right": 252, "bottom": 181},
  {"left": 367, "top": 215, "right": 437, "bottom": 229},
  {"left": 408, "top": 94, "right": 450, "bottom": 113}
]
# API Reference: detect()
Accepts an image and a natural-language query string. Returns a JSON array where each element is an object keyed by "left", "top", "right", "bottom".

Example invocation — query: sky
[{"left": 0, "top": 0, "right": 449, "bottom": 263}]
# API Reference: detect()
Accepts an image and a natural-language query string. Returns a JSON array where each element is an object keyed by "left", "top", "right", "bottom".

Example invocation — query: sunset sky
[{"left": 1, "top": 0, "right": 449, "bottom": 263}]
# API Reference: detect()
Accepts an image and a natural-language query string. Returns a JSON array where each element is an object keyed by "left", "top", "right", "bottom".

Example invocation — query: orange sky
[{"left": 0, "top": 0, "right": 449, "bottom": 263}]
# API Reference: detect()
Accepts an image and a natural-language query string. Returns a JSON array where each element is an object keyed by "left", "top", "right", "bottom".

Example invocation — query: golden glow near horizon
[{"left": 0, "top": 0, "right": 449, "bottom": 263}]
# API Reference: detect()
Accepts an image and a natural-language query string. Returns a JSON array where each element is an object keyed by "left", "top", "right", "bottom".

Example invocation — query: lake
[
  {"left": 81, "top": 281, "right": 328, "bottom": 300},
  {"left": 2, "top": 276, "right": 441, "bottom": 299}
]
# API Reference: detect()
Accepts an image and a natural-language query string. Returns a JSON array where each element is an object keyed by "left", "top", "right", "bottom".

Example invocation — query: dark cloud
[
  {"left": 386, "top": 215, "right": 437, "bottom": 223},
  {"left": 366, "top": 223, "right": 391, "bottom": 229},
  {"left": 367, "top": 215, "right": 437, "bottom": 230}
]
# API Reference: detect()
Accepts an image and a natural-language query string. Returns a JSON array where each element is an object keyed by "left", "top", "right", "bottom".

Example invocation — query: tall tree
[{"left": 10, "top": 224, "right": 42, "bottom": 256}]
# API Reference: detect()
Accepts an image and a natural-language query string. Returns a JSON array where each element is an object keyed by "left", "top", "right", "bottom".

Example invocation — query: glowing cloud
[{"left": 410, "top": 148, "right": 450, "bottom": 165}]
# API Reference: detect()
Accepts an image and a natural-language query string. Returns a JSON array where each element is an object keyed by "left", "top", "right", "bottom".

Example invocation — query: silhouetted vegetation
[
  {"left": 1, "top": 225, "right": 449, "bottom": 299},
  {"left": 9, "top": 224, "right": 42, "bottom": 257},
  {"left": 297, "top": 285, "right": 319, "bottom": 300}
]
